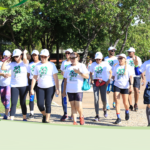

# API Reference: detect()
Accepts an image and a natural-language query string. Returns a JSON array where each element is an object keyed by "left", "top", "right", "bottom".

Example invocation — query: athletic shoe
[
  {"left": 3, "top": 115, "right": 8, "bottom": 120},
  {"left": 134, "top": 104, "right": 138, "bottom": 112},
  {"left": 42, "top": 115, "right": 46, "bottom": 123},
  {"left": 106, "top": 104, "right": 110, "bottom": 110},
  {"left": 125, "top": 113, "right": 129, "bottom": 120},
  {"left": 93, "top": 116, "right": 100, "bottom": 122},
  {"left": 28, "top": 114, "right": 34, "bottom": 119},
  {"left": 23, "top": 119, "right": 27, "bottom": 121},
  {"left": 80, "top": 116, "right": 85, "bottom": 125},
  {"left": 104, "top": 111, "right": 108, "bottom": 118},
  {"left": 45, "top": 121, "right": 50, "bottom": 123},
  {"left": 113, "top": 102, "right": 116, "bottom": 108},
  {"left": 73, "top": 122, "right": 78, "bottom": 125},
  {"left": 129, "top": 105, "right": 133, "bottom": 111},
  {"left": 60, "top": 114, "right": 68, "bottom": 121},
  {"left": 114, "top": 118, "right": 121, "bottom": 124},
  {"left": 69, "top": 116, "right": 73, "bottom": 121}
]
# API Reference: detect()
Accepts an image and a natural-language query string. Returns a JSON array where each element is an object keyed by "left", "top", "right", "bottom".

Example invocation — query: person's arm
[
  {"left": 141, "top": 73, "right": 145, "bottom": 86},
  {"left": 106, "top": 70, "right": 112, "bottom": 84},
  {"left": 61, "top": 71, "right": 64, "bottom": 76},
  {"left": 129, "top": 75, "right": 133, "bottom": 93},
  {"left": 90, "top": 72, "right": 94, "bottom": 84},
  {"left": 1, "top": 60, "right": 9, "bottom": 71},
  {"left": 0, "top": 73, "right": 4, "bottom": 77},
  {"left": 53, "top": 73, "right": 60, "bottom": 95},
  {"left": 23, "top": 50, "right": 28, "bottom": 64},
  {"left": 62, "top": 78, "right": 67, "bottom": 98},
  {"left": 30, "top": 75, "right": 38, "bottom": 95}
]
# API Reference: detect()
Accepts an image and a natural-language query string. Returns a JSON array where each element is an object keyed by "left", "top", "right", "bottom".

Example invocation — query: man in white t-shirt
[
  {"left": 126, "top": 47, "right": 145, "bottom": 111},
  {"left": 60, "top": 48, "right": 73, "bottom": 121},
  {"left": 104, "top": 46, "right": 118, "bottom": 110}
]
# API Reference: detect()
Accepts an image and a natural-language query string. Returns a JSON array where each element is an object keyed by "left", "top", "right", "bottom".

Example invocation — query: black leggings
[
  {"left": 10, "top": 86, "right": 29, "bottom": 116},
  {"left": 29, "top": 79, "right": 37, "bottom": 111},
  {"left": 36, "top": 86, "right": 55, "bottom": 113}
]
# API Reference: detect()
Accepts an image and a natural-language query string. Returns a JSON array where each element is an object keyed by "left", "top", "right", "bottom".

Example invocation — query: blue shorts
[{"left": 107, "top": 81, "right": 114, "bottom": 92}]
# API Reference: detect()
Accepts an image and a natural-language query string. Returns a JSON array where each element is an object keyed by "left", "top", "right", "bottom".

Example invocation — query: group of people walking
[{"left": 0, "top": 46, "right": 150, "bottom": 126}]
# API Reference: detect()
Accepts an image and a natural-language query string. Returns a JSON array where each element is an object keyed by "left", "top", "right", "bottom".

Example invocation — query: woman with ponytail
[{"left": 112, "top": 54, "right": 133, "bottom": 124}]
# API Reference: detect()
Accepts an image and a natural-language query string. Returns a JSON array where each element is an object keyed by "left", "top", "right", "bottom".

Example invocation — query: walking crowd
[{"left": 0, "top": 46, "right": 150, "bottom": 126}]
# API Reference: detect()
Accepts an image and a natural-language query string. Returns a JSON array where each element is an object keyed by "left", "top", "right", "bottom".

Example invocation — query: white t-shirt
[
  {"left": 126, "top": 56, "right": 142, "bottom": 77},
  {"left": 87, "top": 63, "right": 92, "bottom": 72},
  {"left": 139, "top": 60, "right": 150, "bottom": 86},
  {"left": 27, "top": 61, "right": 41, "bottom": 79},
  {"left": 6, "top": 61, "right": 29, "bottom": 87},
  {"left": 60, "top": 60, "right": 71, "bottom": 72},
  {"left": 112, "top": 64, "right": 133, "bottom": 89},
  {"left": 104, "top": 56, "right": 119, "bottom": 68},
  {"left": 0, "top": 61, "right": 11, "bottom": 86},
  {"left": 64, "top": 63, "right": 89, "bottom": 93},
  {"left": 34, "top": 62, "right": 58, "bottom": 88},
  {"left": 89, "top": 62, "right": 112, "bottom": 81}
]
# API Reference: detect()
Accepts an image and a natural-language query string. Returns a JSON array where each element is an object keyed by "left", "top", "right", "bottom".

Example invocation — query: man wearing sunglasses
[
  {"left": 60, "top": 48, "right": 73, "bottom": 121},
  {"left": 104, "top": 46, "right": 118, "bottom": 110},
  {"left": 126, "top": 47, "right": 145, "bottom": 111}
]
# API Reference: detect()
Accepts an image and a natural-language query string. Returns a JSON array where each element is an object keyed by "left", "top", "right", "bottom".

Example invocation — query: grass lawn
[
  {"left": 0, "top": 100, "right": 30, "bottom": 113},
  {"left": 58, "top": 72, "right": 63, "bottom": 79}
]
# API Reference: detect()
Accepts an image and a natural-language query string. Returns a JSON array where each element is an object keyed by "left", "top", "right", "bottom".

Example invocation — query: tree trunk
[
  {"left": 114, "top": 39, "right": 120, "bottom": 48},
  {"left": 56, "top": 42, "right": 60, "bottom": 69},
  {"left": 119, "top": 20, "right": 131, "bottom": 54}
]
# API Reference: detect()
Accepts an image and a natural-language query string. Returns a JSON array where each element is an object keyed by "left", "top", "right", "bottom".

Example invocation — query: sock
[
  {"left": 117, "top": 113, "right": 120, "bottom": 119},
  {"left": 10, "top": 116, "right": 14, "bottom": 120},
  {"left": 96, "top": 115, "right": 99, "bottom": 118},
  {"left": 146, "top": 107, "right": 150, "bottom": 125},
  {"left": 30, "top": 111, "right": 34, "bottom": 115},
  {"left": 64, "top": 112, "right": 67, "bottom": 115},
  {"left": 125, "top": 110, "right": 129, "bottom": 114}
]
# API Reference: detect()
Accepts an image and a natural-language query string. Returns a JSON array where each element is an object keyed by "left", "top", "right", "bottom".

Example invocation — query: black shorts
[
  {"left": 114, "top": 86, "right": 129, "bottom": 94},
  {"left": 144, "top": 88, "right": 150, "bottom": 104},
  {"left": 129, "top": 77, "right": 141, "bottom": 89},
  {"left": 67, "top": 92, "right": 83, "bottom": 102}
]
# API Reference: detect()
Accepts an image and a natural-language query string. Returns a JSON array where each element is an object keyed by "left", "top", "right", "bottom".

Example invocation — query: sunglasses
[
  {"left": 96, "top": 59, "right": 101, "bottom": 60},
  {"left": 14, "top": 56, "right": 19, "bottom": 58},
  {"left": 118, "top": 57, "right": 124, "bottom": 60},
  {"left": 110, "top": 50, "right": 115, "bottom": 52},
  {"left": 65, "top": 52, "right": 70, "bottom": 55},
  {"left": 128, "top": 52, "right": 132, "bottom": 53},
  {"left": 41, "top": 56, "right": 47, "bottom": 59},
  {"left": 70, "top": 57, "right": 77, "bottom": 60}
]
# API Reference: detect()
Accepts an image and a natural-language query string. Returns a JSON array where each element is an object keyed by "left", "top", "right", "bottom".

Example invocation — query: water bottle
[
  {"left": 63, "top": 97, "right": 67, "bottom": 106},
  {"left": 55, "top": 93, "right": 59, "bottom": 97},
  {"left": 30, "top": 95, "right": 34, "bottom": 102}
]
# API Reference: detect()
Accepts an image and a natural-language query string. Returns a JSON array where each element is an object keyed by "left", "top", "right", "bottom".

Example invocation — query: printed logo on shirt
[
  {"left": 129, "top": 60, "right": 134, "bottom": 67},
  {"left": 31, "top": 65, "right": 35, "bottom": 76},
  {"left": 39, "top": 66, "right": 48, "bottom": 77},
  {"left": 2, "top": 70, "right": 9, "bottom": 74},
  {"left": 13, "top": 66, "right": 21, "bottom": 77},
  {"left": 95, "top": 66, "right": 103, "bottom": 78},
  {"left": 117, "top": 69, "right": 125, "bottom": 79},
  {"left": 65, "top": 65, "right": 69, "bottom": 70},
  {"left": 69, "top": 70, "right": 77, "bottom": 81},
  {"left": 108, "top": 60, "right": 114, "bottom": 67}
]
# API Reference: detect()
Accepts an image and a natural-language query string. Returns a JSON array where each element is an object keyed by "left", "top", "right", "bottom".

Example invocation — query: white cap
[
  {"left": 32, "top": 50, "right": 39, "bottom": 55},
  {"left": 117, "top": 53, "right": 127, "bottom": 59},
  {"left": 126, "top": 47, "right": 135, "bottom": 52},
  {"left": 3, "top": 50, "right": 11, "bottom": 56},
  {"left": 40, "top": 49, "right": 49, "bottom": 56},
  {"left": 108, "top": 46, "right": 117, "bottom": 51},
  {"left": 12, "top": 49, "right": 22, "bottom": 57},
  {"left": 65, "top": 48, "right": 73, "bottom": 53},
  {"left": 95, "top": 52, "right": 103, "bottom": 59}
]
